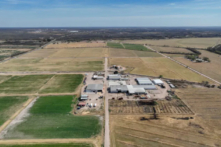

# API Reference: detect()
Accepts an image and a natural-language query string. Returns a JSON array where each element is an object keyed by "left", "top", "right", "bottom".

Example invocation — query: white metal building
[
  {"left": 109, "top": 85, "right": 128, "bottom": 93},
  {"left": 108, "top": 75, "right": 121, "bottom": 80},
  {"left": 86, "top": 84, "right": 103, "bottom": 92},
  {"left": 133, "top": 85, "right": 157, "bottom": 90},
  {"left": 152, "top": 79, "right": 164, "bottom": 85},
  {"left": 127, "top": 85, "right": 146, "bottom": 94},
  {"left": 136, "top": 78, "right": 153, "bottom": 85},
  {"left": 80, "top": 95, "right": 88, "bottom": 100}
]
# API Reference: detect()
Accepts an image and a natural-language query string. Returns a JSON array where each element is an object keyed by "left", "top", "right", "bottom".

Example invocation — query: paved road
[
  {"left": 104, "top": 57, "right": 110, "bottom": 147},
  {"left": 145, "top": 45, "right": 221, "bottom": 85}
]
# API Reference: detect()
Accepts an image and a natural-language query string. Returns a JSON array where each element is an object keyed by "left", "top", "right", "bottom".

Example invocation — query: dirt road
[
  {"left": 145, "top": 45, "right": 221, "bottom": 85},
  {"left": 104, "top": 57, "right": 110, "bottom": 147}
]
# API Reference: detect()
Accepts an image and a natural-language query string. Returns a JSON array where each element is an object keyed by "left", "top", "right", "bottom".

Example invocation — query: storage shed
[
  {"left": 136, "top": 78, "right": 153, "bottom": 85},
  {"left": 86, "top": 84, "right": 103, "bottom": 92},
  {"left": 80, "top": 95, "right": 88, "bottom": 100},
  {"left": 109, "top": 85, "right": 128, "bottom": 93},
  {"left": 152, "top": 79, "right": 164, "bottom": 85},
  {"left": 133, "top": 85, "right": 157, "bottom": 90},
  {"left": 78, "top": 102, "right": 86, "bottom": 107},
  {"left": 108, "top": 75, "right": 121, "bottom": 80},
  {"left": 127, "top": 85, "right": 146, "bottom": 94}
]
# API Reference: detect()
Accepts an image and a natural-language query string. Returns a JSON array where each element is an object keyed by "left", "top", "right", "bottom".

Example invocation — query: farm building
[
  {"left": 108, "top": 75, "right": 121, "bottom": 80},
  {"left": 86, "top": 84, "right": 103, "bottom": 93},
  {"left": 127, "top": 85, "right": 146, "bottom": 94},
  {"left": 93, "top": 75, "right": 104, "bottom": 80},
  {"left": 109, "top": 85, "right": 128, "bottom": 93},
  {"left": 109, "top": 81, "right": 127, "bottom": 86},
  {"left": 80, "top": 95, "right": 88, "bottom": 100},
  {"left": 136, "top": 78, "right": 153, "bottom": 85},
  {"left": 169, "top": 84, "right": 175, "bottom": 88},
  {"left": 78, "top": 102, "right": 86, "bottom": 107},
  {"left": 133, "top": 85, "right": 157, "bottom": 90},
  {"left": 152, "top": 79, "right": 164, "bottom": 85}
]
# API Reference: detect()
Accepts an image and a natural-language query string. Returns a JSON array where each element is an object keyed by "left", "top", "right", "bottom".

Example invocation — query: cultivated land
[
  {"left": 0, "top": 58, "right": 104, "bottom": 72},
  {"left": 40, "top": 74, "right": 83, "bottom": 94},
  {"left": 109, "top": 57, "right": 211, "bottom": 83},
  {"left": 152, "top": 46, "right": 193, "bottom": 53},
  {"left": 176, "top": 87, "right": 221, "bottom": 139},
  {"left": 0, "top": 143, "right": 93, "bottom": 147},
  {"left": 0, "top": 96, "right": 28, "bottom": 126},
  {"left": 122, "top": 38, "right": 221, "bottom": 48},
  {"left": 175, "top": 50, "right": 221, "bottom": 82},
  {"left": 107, "top": 42, "right": 151, "bottom": 51},
  {"left": 46, "top": 41, "right": 106, "bottom": 49},
  {"left": 107, "top": 42, "right": 124, "bottom": 49},
  {"left": 110, "top": 114, "right": 221, "bottom": 147},
  {"left": 0, "top": 75, "right": 83, "bottom": 94},
  {"left": 3, "top": 95, "right": 101, "bottom": 139}
]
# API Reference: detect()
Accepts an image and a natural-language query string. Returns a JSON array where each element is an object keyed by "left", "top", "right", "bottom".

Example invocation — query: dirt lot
[
  {"left": 121, "top": 38, "right": 221, "bottom": 49},
  {"left": 109, "top": 57, "right": 211, "bottom": 83},
  {"left": 46, "top": 41, "right": 106, "bottom": 49},
  {"left": 175, "top": 50, "right": 221, "bottom": 82}
]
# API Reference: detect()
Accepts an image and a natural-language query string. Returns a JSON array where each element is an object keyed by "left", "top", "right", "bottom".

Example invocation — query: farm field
[
  {"left": 109, "top": 99, "right": 193, "bottom": 115},
  {"left": 110, "top": 114, "right": 221, "bottom": 147},
  {"left": 176, "top": 87, "right": 221, "bottom": 139},
  {"left": 107, "top": 42, "right": 151, "bottom": 51},
  {"left": 3, "top": 95, "right": 101, "bottom": 139},
  {"left": 109, "top": 57, "right": 211, "bottom": 83},
  {"left": 122, "top": 38, "right": 221, "bottom": 48},
  {"left": 40, "top": 74, "right": 83, "bottom": 94},
  {"left": 46, "top": 41, "right": 106, "bottom": 49},
  {"left": 0, "top": 96, "right": 28, "bottom": 126},
  {"left": 0, "top": 58, "right": 104, "bottom": 72},
  {"left": 0, "top": 75, "right": 53, "bottom": 94},
  {"left": 0, "top": 74, "right": 83, "bottom": 94},
  {"left": 152, "top": 46, "right": 193, "bottom": 53},
  {"left": 175, "top": 50, "right": 221, "bottom": 82},
  {"left": 0, "top": 49, "right": 31, "bottom": 61},
  {"left": 0, "top": 143, "right": 93, "bottom": 147},
  {"left": 107, "top": 42, "right": 124, "bottom": 49}
]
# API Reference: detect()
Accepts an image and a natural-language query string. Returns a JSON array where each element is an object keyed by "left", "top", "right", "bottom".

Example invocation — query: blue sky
[{"left": 0, "top": 0, "right": 221, "bottom": 27}]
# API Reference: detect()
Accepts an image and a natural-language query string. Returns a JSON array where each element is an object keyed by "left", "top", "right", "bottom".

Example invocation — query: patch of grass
[
  {"left": 0, "top": 96, "right": 28, "bottom": 126},
  {"left": 123, "top": 44, "right": 151, "bottom": 51},
  {"left": 107, "top": 42, "right": 124, "bottom": 49},
  {"left": 0, "top": 143, "right": 93, "bottom": 147},
  {"left": 40, "top": 74, "right": 83, "bottom": 94},
  {"left": 0, "top": 75, "right": 53, "bottom": 94},
  {"left": 5, "top": 96, "right": 101, "bottom": 139}
]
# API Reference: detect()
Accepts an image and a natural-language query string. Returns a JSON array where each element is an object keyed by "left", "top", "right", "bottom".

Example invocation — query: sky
[{"left": 0, "top": 0, "right": 221, "bottom": 27}]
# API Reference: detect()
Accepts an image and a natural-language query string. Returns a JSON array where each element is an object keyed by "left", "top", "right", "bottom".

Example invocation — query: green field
[
  {"left": 107, "top": 42, "right": 124, "bottom": 49},
  {"left": 40, "top": 74, "right": 84, "bottom": 94},
  {"left": 123, "top": 44, "right": 151, "bottom": 51},
  {"left": 0, "top": 96, "right": 28, "bottom": 126},
  {"left": 4, "top": 96, "right": 101, "bottom": 139},
  {"left": 0, "top": 75, "right": 53, "bottom": 94},
  {"left": 0, "top": 143, "right": 93, "bottom": 147},
  {"left": 0, "top": 75, "right": 83, "bottom": 94}
]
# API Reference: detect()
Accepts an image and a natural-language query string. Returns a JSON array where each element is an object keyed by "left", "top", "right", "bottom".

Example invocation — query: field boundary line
[
  {"left": 0, "top": 97, "right": 35, "bottom": 134},
  {"left": 37, "top": 75, "right": 55, "bottom": 93},
  {"left": 0, "top": 138, "right": 94, "bottom": 145},
  {"left": 145, "top": 45, "right": 221, "bottom": 85}
]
